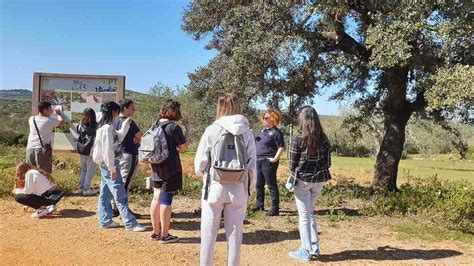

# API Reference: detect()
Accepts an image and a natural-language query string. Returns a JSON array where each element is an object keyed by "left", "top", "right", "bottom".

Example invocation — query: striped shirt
[{"left": 289, "top": 134, "right": 332, "bottom": 183}]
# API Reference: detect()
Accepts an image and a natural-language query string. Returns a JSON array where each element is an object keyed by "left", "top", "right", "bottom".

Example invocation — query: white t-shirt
[
  {"left": 26, "top": 115, "right": 60, "bottom": 150},
  {"left": 14, "top": 169, "right": 55, "bottom": 195}
]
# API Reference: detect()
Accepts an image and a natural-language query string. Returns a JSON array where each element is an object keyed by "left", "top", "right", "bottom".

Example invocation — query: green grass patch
[{"left": 393, "top": 223, "right": 474, "bottom": 243}]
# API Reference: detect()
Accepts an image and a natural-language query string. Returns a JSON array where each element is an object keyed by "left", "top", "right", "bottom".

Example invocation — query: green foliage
[
  {"left": 319, "top": 177, "right": 370, "bottom": 207},
  {"left": 183, "top": 1, "right": 473, "bottom": 192},
  {"left": 426, "top": 64, "right": 474, "bottom": 114},
  {"left": 362, "top": 176, "right": 474, "bottom": 233},
  {"left": 393, "top": 223, "right": 473, "bottom": 243}
]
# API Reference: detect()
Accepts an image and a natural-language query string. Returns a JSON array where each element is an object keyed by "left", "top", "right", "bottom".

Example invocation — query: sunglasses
[{"left": 263, "top": 116, "right": 270, "bottom": 120}]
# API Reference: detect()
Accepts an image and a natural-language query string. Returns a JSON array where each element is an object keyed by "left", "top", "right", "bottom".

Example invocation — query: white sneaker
[
  {"left": 101, "top": 220, "right": 120, "bottom": 229},
  {"left": 126, "top": 224, "right": 146, "bottom": 232},
  {"left": 31, "top": 206, "right": 49, "bottom": 219},
  {"left": 46, "top": 205, "right": 56, "bottom": 213},
  {"left": 82, "top": 189, "right": 97, "bottom": 196},
  {"left": 75, "top": 188, "right": 83, "bottom": 194}
]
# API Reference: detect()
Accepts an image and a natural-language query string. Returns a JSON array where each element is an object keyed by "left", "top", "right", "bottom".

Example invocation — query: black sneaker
[
  {"left": 160, "top": 234, "right": 179, "bottom": 244},
  {"left": 266, "top": 208, "right": 279, "bottom": 216},
  {"left": 150, "top": 233, "right": 161, "bottom": 241},
  {"left": 129, "top": 208, "right": 141, "bottom": 219}
]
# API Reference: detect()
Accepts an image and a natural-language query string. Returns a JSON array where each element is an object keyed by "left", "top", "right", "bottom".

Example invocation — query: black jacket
[{"left": 77, "top": 123, "right": 97, "bottom": 156}]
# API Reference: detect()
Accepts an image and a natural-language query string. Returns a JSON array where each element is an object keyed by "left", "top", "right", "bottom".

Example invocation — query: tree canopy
[{"left": 182, "top": 1, "right": 473, "bottom": 192}]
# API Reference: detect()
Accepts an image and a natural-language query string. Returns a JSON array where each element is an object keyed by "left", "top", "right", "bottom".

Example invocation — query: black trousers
[
  {"left": 255, "top": 159, "right": 280, "bottom": 209},
  {"left": 14, "top": 190, "right": 64, "bottom": 209}
]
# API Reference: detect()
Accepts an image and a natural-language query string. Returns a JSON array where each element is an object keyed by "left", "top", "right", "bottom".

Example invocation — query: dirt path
[{"left": 1, "top": 195, "right": 472, "bottom": 265}]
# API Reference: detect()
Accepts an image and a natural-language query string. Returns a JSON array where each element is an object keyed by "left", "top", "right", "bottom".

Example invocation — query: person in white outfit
[{"left": 194, "top": 93, "right": 257, "bottom": 266}]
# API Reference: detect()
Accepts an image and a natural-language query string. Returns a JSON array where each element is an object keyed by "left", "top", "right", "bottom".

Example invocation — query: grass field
[
  {"left": 1, "top": 148, "right": 473, "bottom": 198},
  {"left": 1, "top": 146, "right": 472, "bottom": 246}
]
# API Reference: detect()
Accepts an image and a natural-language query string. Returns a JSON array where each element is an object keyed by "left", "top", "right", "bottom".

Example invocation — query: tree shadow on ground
[
  {"left": 318, "top": 246, "right": 462, "bottom": 262},
  {"left": 172, "top": 209, "right": 201, "bottom": 219},
  {"left": 180, "top": 229, "right": 299, "bottom": 245},
  {"left": 45, "top": 209, "right": 95, "bottom": 219},
  {"left": 316, "top": 208, "right": 360, "bottom": 216},
  {"left": 279, "top": 207, "right": 360, "bottom": 217}
]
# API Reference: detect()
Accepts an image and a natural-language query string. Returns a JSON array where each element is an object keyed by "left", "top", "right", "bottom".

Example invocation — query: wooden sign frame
[{"left": 32, "top": 72, "right": 125, "bottom": 150}]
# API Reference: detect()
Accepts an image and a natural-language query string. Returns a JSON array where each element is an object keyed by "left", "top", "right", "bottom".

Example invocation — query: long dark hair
[
  {"left": 82, "top": 108, "right": 97, "bottom": 129},
  {"left": 297, "top": 106, "right": 326, "bottom": 155},
  {"left": 98, "top": 101, "right": 120, "bottom": 127}
]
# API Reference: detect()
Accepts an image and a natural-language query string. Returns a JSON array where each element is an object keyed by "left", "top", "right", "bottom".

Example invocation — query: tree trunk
[
  {"left": 372, "top": 67, "right": 411, "bottom": 193},
  {"left": 373, "top": 114, "right": 410, "bottom": 192}
]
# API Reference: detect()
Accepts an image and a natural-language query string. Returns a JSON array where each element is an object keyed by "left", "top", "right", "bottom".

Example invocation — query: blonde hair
[
  {"left": 262, "top": 109, "right": 281, "bottom": 126},
  {"left": 216, "top": 93, "right": 241, "bottom": 119}
]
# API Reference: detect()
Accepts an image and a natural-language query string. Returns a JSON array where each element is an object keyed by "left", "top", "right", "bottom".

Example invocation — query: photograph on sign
[{"left": 33, "top": 73, "right": 125, "bottom": 151}]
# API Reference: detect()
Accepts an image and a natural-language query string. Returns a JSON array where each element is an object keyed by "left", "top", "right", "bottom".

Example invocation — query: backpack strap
[
  {"left": 203, "top": 123, "right": 227, "bottom": 201},
  {"left": 203, "top": 150, "right": 212, "bottom": 200}
]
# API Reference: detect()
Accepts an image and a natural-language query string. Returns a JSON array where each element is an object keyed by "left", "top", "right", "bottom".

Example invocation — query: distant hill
[{"left": 0, "top": 89, "right": 32, "bottom": 100}]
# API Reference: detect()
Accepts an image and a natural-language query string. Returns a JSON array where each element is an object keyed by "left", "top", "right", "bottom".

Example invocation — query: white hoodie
[
  {"left": 194, "top": 114, "right": 257, "bottom": 192},
  {"left": 92, "top": 120, "right": 131, "bottom": 174}
]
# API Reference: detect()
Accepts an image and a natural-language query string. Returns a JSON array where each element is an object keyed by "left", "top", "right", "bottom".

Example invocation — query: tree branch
[{"left": 320, "top": 13, "right": 370, "bottom": 61}]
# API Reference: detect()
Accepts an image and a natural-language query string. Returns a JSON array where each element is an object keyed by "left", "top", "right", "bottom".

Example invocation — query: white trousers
[{"left": 200, "top": 182, "right": 248, "bottom": 266}]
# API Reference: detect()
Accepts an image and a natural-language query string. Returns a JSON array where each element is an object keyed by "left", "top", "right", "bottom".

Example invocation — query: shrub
[{"left": 362, "top": 176, "right": 474, "bottom": 233}]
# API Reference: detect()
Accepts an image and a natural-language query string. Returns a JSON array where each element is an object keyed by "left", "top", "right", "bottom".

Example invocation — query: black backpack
[{"left": 77, "top": 123, "right": 96, "bottom": 156}]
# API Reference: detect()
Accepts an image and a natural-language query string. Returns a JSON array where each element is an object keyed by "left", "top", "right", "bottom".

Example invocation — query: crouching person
[
  {"left": 194, "top": 93, "right": 257, "bottom": 266},
  {"left": 13, "top": 162, "right": 64, "bottom": 218}
]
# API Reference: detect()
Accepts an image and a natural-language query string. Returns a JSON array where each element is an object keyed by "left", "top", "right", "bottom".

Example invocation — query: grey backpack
[
  {"left": 138, "top": 121, "right": 170, "bottom": 164},
  {"left": 204, "top": 124, "right": 250, "bottom": 199}
]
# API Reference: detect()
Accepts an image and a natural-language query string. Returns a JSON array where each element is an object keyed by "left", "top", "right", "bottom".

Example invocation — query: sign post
[{"left": 32, "top": 72, "right": 125, "bottom": 150}]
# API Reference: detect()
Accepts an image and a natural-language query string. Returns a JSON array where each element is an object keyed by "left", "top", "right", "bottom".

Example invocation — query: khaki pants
[{"left": 26, "top": 148, "right": 53, "bottom": 174}]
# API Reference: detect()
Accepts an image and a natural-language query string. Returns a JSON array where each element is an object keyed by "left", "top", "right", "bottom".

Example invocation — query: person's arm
[
  {"left": 176, "top": 122, "right": 189, "bottom": 153},
  {"left": 103, "top": 126, "right": 117, "bottom": 179},
  {"left": 269, "top": 147, "right": 285, "bottom": 163},
  {"left": 268, "top": 129, "right": 285, "bottom": 163},
  {"left": 246, "top": 130, "right": 258, "bottom": 192},
  {"left": 116, "top": 118, "right": 132, "bottom": 142},
  {"left": 54, "top": 109, "right": 65, "bottom": 127},
  {"left": 133, "top": 131, "right": 143, "bottom": 144},
  {"left": 289, "top": 137, "right": 301, "bottom": 173},
  {"left": 194, "top": 127, "right": 211, "bottom": 177}
]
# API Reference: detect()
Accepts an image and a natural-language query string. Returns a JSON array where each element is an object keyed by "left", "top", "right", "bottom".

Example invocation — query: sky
[{"left": 0, "top": 0, "right": 341, "bottom": 115}]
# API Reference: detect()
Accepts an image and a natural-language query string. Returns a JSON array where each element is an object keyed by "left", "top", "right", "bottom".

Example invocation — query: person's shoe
[
  {"left": 266, "top": 208, "right": 279, "bottom": 216},
  {"left": 160, "top": 234, "right": 179, "bottom": 244},
  {"left": 128, "top": 208, "right": 141, "bottom": 219},
  {"left": 82, "top": 189, "right": 97, "bottom": 196},
  {"left": 75, "top": 188, "right": 84, "bottom": 194},
  {"left": 101, "top": 221, "right": 120, "bottom": 229},
  {"left": 289, "top": 248, "right": 311, "bottom": 262},
  {"left": 251, "top": 206, "right": 264, "bottom": 212},
  {"left": 46, "top": 205, "right": 56, "bottom": 213},
  {"left": 126, "top": 224, "right": 146, "bottom": 232},
  {"left": 31, "top": 206, "right": 49, "bottom": 219},
  {"left": 150, "top": 232, "right": 161, "bottom": 241},
  {"left": 310, "top": 242, "right": 320, "bottom": 257},
  {"left": 112, "top": 208, "right": 120, "bottom": 217}
]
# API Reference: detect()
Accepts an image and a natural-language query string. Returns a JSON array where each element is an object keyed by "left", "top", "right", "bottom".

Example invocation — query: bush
[
  {"left": 319, "top": 177, "right": 370, "bottom": 207},
  {"left": 362, "top": 176, "right": 474, "bottom": 233}
]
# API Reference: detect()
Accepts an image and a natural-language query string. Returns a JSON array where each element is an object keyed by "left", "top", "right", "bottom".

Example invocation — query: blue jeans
[
  {"left": 98, "top": 161, "right": 137, "bottom": 229},
  {"left": 294, "top": 180, "right": 324, "bottom": 253}
]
